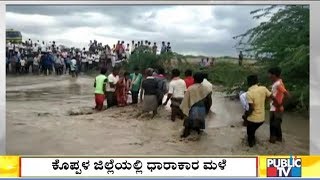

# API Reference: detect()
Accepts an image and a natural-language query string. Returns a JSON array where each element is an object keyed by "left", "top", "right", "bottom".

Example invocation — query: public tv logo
[{"left": 267, "top": 156, "right": 301, "bottom": 177}]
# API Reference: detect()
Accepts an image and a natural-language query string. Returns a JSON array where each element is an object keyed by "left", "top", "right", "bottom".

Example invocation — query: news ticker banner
[
  {"left": 0, "top": 156, "right": 319, "bottom": 178},
  {"left": 1, "top": 157, "right": 256, "bottom": 177}
]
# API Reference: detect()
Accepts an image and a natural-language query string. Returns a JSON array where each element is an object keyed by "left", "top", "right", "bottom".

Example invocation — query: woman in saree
[
  {"left": 116, "top": 71, "right": 131, "bottom": 107},
  {"left": 180, "top": 72, "right": 212, "bottom": 138}
]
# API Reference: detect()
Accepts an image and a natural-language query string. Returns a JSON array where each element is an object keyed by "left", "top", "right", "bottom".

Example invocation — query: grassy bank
[
  {"left": 205, "top": 60, "right": 308, "bottom": 113},
  {"left": 126, "top": 52, "right": 308, "bottom": 112}
]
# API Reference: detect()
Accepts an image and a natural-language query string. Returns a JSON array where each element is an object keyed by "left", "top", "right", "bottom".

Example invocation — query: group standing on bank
[{"left": 6, "top": 39, "right": 173, "bottom": 76}]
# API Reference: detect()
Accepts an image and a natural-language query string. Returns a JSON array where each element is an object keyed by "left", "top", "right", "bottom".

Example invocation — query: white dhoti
[{"left": 239, "top": 91, "right": 249, "bottom": 111}]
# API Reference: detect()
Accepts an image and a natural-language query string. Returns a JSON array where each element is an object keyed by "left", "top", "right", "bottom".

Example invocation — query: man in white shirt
[
  {"left": 8, "top": 42, "right": 12, "bottom": 49},
  {"left": 33, "top": 53, "right": 41, "bottom": 75},
  {"left": 239, "top": 91, "right": 249, "bottom": 111},
  {"left": 106, "top": 68, "right": 120, "bottom": 108},
  {"left": 33, "top": 43, "right": 38, "bottom": 53},
  {"left": 164, "top": 69, "right": 187, "bottom": 121},
  {"left": 239, "top": 90, "right": 249, "bottom": 126},
  {"left": 88, "top": 54, "right": 93, "bottom": 70},
  {"left": 81, "top": 52, "right": 88, "bottom": 72},
  {"left": 8, "top": 42, "right": 13, "bottom": 57},
  {"left": 14, "top": 44, "right": 19, "bottom": 53},
  {"left": 46, "top": 41, "right": 51, "bottom": 51},
  {"left": 111, "top": 51, "right": 116, "bottom": 68},
  {"left": 70, "top": 57, "right": 77, "bottom": 77},
  {"left": 94, "top": 53, "right": 99, "bottom": 68},
  {"left": 125, "top": 43, "right": 130, "bottom": 60},
  {"left": 41, "top": 42, "right": 46, "bottom": 53},
  {"left": 28, "top": 39, "right": 32, "bottom": 47},
  {"left": 201, "top": 73, "right": 213, "bottom": 92},
  {"left": 20, "top": 58, "right": 26, "bottom": 74}
]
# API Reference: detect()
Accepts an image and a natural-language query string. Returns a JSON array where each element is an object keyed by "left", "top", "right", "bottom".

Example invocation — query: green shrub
[{"left": 126, "top": 51, "right": 174, "bottom": 73}]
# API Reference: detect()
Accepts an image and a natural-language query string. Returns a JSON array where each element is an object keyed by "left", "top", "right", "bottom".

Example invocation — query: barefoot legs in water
[
  {"left": 135, "top": 112, "right": 143, "bottom": 118},
  {"left": 151, "top": 110, "right": 157, "bottom": 119},
  {"left": 196, "top": 128, "right": 201, "bottom": 134},
  {"left": 181, "top": 127, "right": 191, "bottom": 138}
]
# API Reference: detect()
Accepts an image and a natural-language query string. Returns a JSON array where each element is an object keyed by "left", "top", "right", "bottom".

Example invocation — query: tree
[{"left": 234, "top": 5, "right": 309, "bottom": 110}]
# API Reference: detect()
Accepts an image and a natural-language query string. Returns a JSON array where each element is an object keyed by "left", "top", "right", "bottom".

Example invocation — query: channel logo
[
  {"left": 0, "top": 156, "right": 20, "bottom": 177},
  {"left": 267, "top": 156, "right": 302, "bottom": 177}
]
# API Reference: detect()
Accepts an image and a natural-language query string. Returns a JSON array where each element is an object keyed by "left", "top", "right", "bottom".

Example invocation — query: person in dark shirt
[
  {"left": 139, "top": 68, "right": 160, "bottom": 118},
  {"left": 239, "top": 51, "right": 243, "bottom": 66},
  {"left": 161, "top": 41, "right": 166, "bottom": 54},
  {"left": 166, "top": 42, "right": 172, "bottom": 52},
  {"left": 154, "top": 67, "right": 168, "bottom": 106}
]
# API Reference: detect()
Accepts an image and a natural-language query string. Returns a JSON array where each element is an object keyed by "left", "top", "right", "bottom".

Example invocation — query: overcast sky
[{"left": 6, "top": 5, "right": 270, "bottom": 56}]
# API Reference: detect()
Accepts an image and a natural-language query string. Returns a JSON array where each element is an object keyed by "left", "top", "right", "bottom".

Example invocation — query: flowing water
[{"left": 6, "top": 75, "right": 309, "bottom": 155}]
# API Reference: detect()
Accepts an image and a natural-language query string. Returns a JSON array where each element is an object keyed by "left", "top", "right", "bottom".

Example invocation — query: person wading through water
[
  {"left": 130, "top": 67, "right": 143, "bottom": 104},
  {"left": 163, "top": 69, "right": 186, "bottom": 121},
  {"left": 106, "top": 67, "right": 120, "bottom": 108},
  {"left": 268, "top": 67, "right": 290, "bottom": 144},
  {"left": 116, "top": 71, "right": 131, "bottom": 107},
  {"left": 137, "top": 68, "right": 160, "bottom": 119},
  {"left": 180, "top": 72, "right": 212, "bottom": 138},
  {"left": 155, "top": 67, "right": 168, "bottom": 106},
  {"left": 94, "top": 67, "right": 108, "bottom": 111},
  {"left": 242, "top": 75, "right": 278, "bottom": 147}
]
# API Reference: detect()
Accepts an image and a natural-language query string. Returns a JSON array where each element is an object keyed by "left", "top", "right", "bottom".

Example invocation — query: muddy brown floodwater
[{"left": 6, "top": 75, "right": 309, "bottom": 155}]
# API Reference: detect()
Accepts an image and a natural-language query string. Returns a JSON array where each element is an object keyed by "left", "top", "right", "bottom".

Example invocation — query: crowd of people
[
  {"left": 6, "top": 38, "right": 289, "bottom": 147},
  {"left": 199, "top": 57, "right": 215, "bottom": 68},
  {"left": 94, "top": 65, "right": 289, "bottom": 146},
  {"left": 93, "top": 66, "right": 213, "bottom": 138},
  {"left": 5, "top": 39, "right": 173, "bottom": 76}
]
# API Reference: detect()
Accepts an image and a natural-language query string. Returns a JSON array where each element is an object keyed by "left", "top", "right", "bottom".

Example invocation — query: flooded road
[{"left": 6, "top": 75, "right": 309, "bottom": 155}]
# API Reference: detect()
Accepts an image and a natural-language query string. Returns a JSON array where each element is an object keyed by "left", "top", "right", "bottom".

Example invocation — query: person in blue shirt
[
  {"left": 42, "top": 52, "right": 54, "bottom": 76},
  {"left": 65, "top": 55, "right": 71, "bottom": 74}
]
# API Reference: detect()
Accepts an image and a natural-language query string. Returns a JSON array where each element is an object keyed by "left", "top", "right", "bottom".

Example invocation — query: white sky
[{"left": 6, "top": 5, "right": 270, "bottom": 56}]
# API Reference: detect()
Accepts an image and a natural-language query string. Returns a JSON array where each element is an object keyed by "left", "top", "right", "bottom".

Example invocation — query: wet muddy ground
[{"left": 6, "top": 75, "right": 309, "bottom": 155}]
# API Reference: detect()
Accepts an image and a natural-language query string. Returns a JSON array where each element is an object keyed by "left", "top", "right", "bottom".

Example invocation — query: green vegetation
[
  {"left": 126, "top": 51, "right": 173, "bottom": 71},
  {"left": 126, "top": 5, "right": 309, "bottom": 112},
  {"left": 233, "top": 5, "right": 309, "bottom": 111}
]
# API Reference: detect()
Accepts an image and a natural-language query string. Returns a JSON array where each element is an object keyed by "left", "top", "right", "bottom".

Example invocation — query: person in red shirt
[{"left": 184, "top": 69, "right": 194, "bottom": 88}]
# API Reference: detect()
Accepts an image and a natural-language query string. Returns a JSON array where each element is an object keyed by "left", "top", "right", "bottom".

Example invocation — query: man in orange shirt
[
  {"left": 184, "top": 69, "right": 194, "bottom": 88},
  {"left": 268, "top": 67, "right": 290, "bottom": 143}
]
